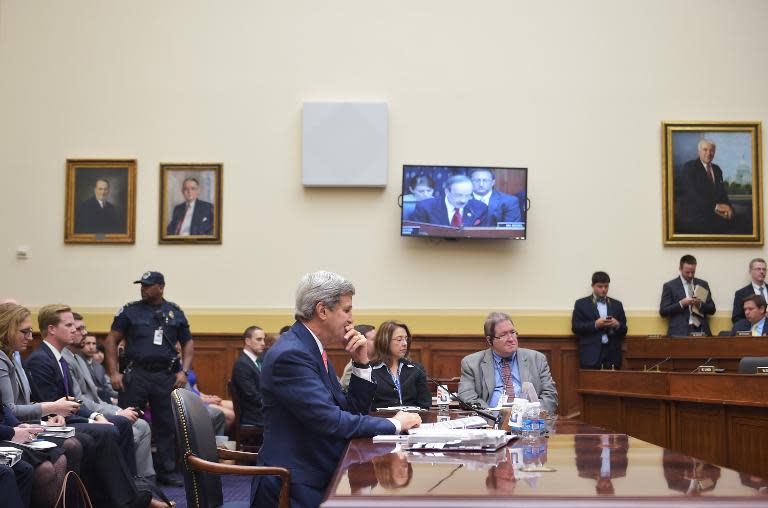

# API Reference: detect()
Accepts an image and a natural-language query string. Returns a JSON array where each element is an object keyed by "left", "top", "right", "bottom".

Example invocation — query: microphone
[
  {"left": 428, "top": 376, "right": 498, "bottom": 422},
  {"left": 644, "top": 356, "right": 672, "bottom": 372},
  {"left": 690, "top": 357, "right": 714, "bottom": 374}
]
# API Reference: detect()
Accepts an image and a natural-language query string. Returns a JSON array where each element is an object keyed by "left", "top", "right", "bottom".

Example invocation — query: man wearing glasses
[{"left": 457, "top": 312, "right": 558, "bottom": 414}]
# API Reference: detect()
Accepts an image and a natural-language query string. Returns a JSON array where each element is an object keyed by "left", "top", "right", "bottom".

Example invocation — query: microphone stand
[
  {"left": 644, "top": 356, "right": 672, "bottom": 372},
  {"left": 428, "top": 377, "right": 498, "bottom": 423}
]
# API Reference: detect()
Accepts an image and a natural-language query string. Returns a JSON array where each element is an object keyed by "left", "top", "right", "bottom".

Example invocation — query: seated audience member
[
  {"left": 409, "top": 174, "right": 489, "bottom": 227},
  {"left": 65, "top": 313, "right": 155, "bottom": 480},
  {"left": 340, "top": 324, "right": 376, "bottom": 391},
  {"left": 83, "top": 338, "right": 118, "bottom": 402},
  {"left": 278, "top": 325, "right": 291, "bottom": 335},
  {"left": 250, "top": 271, "right": 420, "bottom": 508},
  {"left": 659, "top": 255, "right": 716, "bottom": 337},
  {"left": 469, "top": 168, "right": 522, "bottom": 226},
  {"left": 458, "top": 312, "right": 558, "bottom": 414},
  {"left": 0, "top": 303, "right": 87, "bottom": 507},
  {"left": 732, "top": 258, "right": 768, "bottom": 323},
  {"left": 185, "top": 368, "right": 230, "bottom": 434},
  {"left": 231, "top": 326, "right": 267, "bottom": 426},
  {"left": 731, "top": 295, "right": 767, "bottom": 336},
  {"left": 370, "top": 321, "right": 431, "bottom": 409},
  {"left": 572, "top": 271, "right": 628, "bottom": 369},
  {"left": 0, "top": 442, "right": 33, "bottom": 508},
  {"left": 402, "top": 175, "right": 435, "bottom": 202}
]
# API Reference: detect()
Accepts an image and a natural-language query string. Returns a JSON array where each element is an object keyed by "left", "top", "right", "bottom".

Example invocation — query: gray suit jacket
[
  {"left": 61, "top": 348, "right": 120, "bottom": 416},
  {"left": 0, "top": 350, "right": 43, "bottom": 421},
  {"left": 457, "top": 347, "right": 558, "bottom": 414}
]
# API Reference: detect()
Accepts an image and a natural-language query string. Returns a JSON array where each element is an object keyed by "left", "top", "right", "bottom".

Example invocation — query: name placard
[
  {"left": 696, "top": 365, "right": 715, "bottom": 373},
  {"left": 756, "top": 366, "right": 768, "bottom": 375}
]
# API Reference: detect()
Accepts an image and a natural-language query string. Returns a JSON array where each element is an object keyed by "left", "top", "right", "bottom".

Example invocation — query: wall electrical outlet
[{"left": 16, "top": 246, "right": 29, "bottom": 260}]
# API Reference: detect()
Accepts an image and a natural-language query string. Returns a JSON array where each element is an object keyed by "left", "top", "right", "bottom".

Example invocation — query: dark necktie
[
  {"left": 59, "top": 357, "right": 71, "bottom": 396},
  {"left": 501, "top": 358, "right": 515, "bottom": 397},
  {"left": 706, "top": 164, "right": 715, "bottom": 184},
  {"left": 451, "top": 207, "right": 462, "bottom": 227}
]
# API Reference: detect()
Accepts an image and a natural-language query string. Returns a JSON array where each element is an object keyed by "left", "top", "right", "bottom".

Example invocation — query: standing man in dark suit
[
  {"left": 572, "top": 271, "right": 628, "bottom": 370},
  {"left": 250, "top": 271, "right": 421, "bottom": 508},
  {"left": 659, "top": 255, "right": 716, "bottom": 337},
  {"left": 469, "top": 168, "right": 522, "bottom": 226},
  {"left": 74, "top": 178, "right": 121, "bottom": 234},
  {"left": 732, "top": 258, "right": 767, "bottom": 323},
  {"left": 166, "top": 177, "right": 214, "bottom": 235},
  {"left": 675, "top": 138, "right": 734, "bottom": 233},
  {"left": 231, "top": 325, "right": 266, "bottom": 426},
  {"left": 731, "top": 295, "right": 768, "bottom": 335},
  {"left": 409, "top": 174, "right": 488, "bottom": 227}
]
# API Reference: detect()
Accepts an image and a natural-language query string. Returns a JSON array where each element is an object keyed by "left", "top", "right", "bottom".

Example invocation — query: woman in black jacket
[{"left": 370, "top": 321, "right": 431, "bottom": 409}]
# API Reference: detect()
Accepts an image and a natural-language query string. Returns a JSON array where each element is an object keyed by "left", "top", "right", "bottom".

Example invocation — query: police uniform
[{"left": 112, "top": 272, "right": 192, "bottom": 480}]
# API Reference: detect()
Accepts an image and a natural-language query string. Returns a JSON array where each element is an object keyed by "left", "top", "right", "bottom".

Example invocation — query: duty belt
[{"left": 129, "top": 359, "right": 177, "bottom": 373}]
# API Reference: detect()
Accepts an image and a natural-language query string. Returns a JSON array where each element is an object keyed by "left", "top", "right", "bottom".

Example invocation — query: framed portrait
[
  {"left": 662, "top": 121, "right": 763, "bottom": 246},
  {"left": 65, "top": 159, "right": 136, "bottom": 244},
  {"left": 159, "top": 163, "right": 222, "bottom": 244}
]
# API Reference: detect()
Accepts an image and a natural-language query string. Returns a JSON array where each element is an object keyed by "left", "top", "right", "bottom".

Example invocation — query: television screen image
[{"left": 401, "top": 165, "right": 527, "bottom": 239}]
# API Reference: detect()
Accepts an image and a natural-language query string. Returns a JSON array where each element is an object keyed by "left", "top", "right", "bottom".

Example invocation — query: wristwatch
[{"left": 352, "top": 361, "right": 371, "bottom": 369}]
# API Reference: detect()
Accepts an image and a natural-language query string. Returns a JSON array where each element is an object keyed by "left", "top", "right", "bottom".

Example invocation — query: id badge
[{"left": 154, "top": 328, "right": 163, "bottom": 346}]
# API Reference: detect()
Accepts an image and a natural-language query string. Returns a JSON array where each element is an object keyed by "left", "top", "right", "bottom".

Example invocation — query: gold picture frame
[
  {"left": 662, "top": 121, "right": 763, "bottom": 246},
  {"left": 159, "top": 163, "right": 223, "bottom": 244},
  {"left": 65, "top": 159, "right": 136, "bottom": 244}
]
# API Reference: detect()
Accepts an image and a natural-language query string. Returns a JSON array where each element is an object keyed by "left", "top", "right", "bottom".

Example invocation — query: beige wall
[{"left": 1, "top": 1, "right": 766, "bottom": 334}]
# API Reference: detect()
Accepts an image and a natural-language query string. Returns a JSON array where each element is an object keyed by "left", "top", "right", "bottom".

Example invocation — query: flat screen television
[{"left": 401, "top": 165, "right": 527, "bottom": 239}]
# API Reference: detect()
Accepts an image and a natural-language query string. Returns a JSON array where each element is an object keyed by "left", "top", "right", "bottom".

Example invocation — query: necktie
[
  {"left": 13, "top": 352, "right": 31, "bottom": 397},
  {"left": 175, "top": 204, "right": 190, "bottom": 234},
  {"left": 752, "top": 322, "right": 760, "bottom": 337},
  {"left": 706, "top": 164, "right": 715, "bottom": 184},
  {"left": 501, "top": 358, "right": 515, "bottom": 397},
  {"left": 59, "top": 357, "right": 71, "bottom": 396},
  {"left": 451, "top": 207, "right": 462, "bottom": 227},
  {"left": 321, "top": 350, "right": 328, "bottom": 373},
  {"left": 254, "top": 357, "right": 262, "bottom": 372}
]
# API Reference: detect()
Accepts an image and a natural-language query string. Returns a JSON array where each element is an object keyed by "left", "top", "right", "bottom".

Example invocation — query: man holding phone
[{"left": 572, "top": 271, "right": 628, "bottom": 369}]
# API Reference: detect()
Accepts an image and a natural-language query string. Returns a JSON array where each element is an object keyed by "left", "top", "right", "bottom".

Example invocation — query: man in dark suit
[
  {"left": 659, "top": 255, "right": 716, "bottom": 337},
  {"left": 166, "top": 177, "right": 214, "bottom": 235},
  {"left": 572, "top": 271, "right": 628, "bottom": 369},
  {"left": 25, "top": 304, "right": 137, "bottom": 474},
  {"left": 675, "top": 138, "right": 734, "bottom": 234},
  {"left": 231, "top": 325, "right": 266, "bottom": 426},
  {"left": 731, "top": 295, "right": 768, "bottom": 335},
  {"left": 409, "top": 174, "right": 488, "bottom": 227},
  {"left": 469, "top": 168, "right": 522, "bottom": 226},
  {"left": 732, "top": 258, "right": 768, "bottom": 323},
  {"left": 574, "top": 435, "right": 628, "bottom": 495},
  {"left": 74, "top": 178, "right": 122, "bottom": 234},
  {"left": 250, "top": 271, "right": 421, "bottom": 508}
]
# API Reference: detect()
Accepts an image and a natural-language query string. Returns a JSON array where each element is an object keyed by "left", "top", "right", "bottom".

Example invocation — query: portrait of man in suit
[
  {"left": 161, "top": 163, "right": 222, "bottom": 243},
  {"left": 166, "top": 177, "right": 214, "bottom": 236},
  {"left": 74, "top": 178, "right": 122, "bottom": 234},
  {"left": 409, "top": 174, "right": 488, "bottom": 227}
]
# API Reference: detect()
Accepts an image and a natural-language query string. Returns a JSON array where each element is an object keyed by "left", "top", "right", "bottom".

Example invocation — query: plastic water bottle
[{"left": 521, "top": 402, "right": 541, "bottom": 441}]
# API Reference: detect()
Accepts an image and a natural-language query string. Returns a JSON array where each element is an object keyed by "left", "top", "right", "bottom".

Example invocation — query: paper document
[{"left": 692, "top": 285, "right": 709, "bottom": 317}]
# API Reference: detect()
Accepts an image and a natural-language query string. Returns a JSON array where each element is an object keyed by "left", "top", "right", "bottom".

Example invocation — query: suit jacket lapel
[
  {"left": 481, "top": 349, "right": 495, "bottom": 400},
  {"left": 293, "top": 322, "right": 345, "bottom": 407},
  {"left": 518, "top": 350, "right": 531, "bottom": 386}
]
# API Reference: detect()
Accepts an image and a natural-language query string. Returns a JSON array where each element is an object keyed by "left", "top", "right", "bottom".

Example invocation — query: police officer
[{"left": 104, "top": 271, "right": 194, "bottom": 487}]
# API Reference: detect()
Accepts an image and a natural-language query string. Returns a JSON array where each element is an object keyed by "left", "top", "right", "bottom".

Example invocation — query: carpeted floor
[{"left": 160, "top": 475, "right": 252, "bottom": 508}]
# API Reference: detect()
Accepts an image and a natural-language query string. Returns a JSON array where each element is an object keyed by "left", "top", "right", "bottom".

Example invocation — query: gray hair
[
  {"left": 484, "top": 311, "right": 513, "bottom": 338},
  {"left": 294, "top": 271, "right": 355, "bottom": 321},
  {"left": 697, "top": 138, "right": 716, "bottom": 150}
]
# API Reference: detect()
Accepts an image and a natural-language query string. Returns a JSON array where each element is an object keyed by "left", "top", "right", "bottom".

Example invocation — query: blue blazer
[
  {"left": 487, "top": 191, "right": 522, "bottom": 225},
  {"left": 251, "top": 322, "right": 395, "bottom": 508},
  {"left": 409, "top": 197, "right": 488, "bottom": 227},
  {"left": 659, "top": 277, "right": 716, "bottom": 337},
  {"left": 166, "top": 199, "right": 214, "bottom": 235},
  {"left": 731, "top": 318, "right": 768, "bottom": 335},
  {"left": 571, "top": 296, "right": 627, "bottom": 368},
  {"left": 26, "top": 343, "right": 92, "bottom": 422}
]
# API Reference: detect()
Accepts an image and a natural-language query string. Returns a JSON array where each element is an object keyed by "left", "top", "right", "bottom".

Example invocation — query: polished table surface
[{"left": 322, "top": 411, "right": 768, "bottom": 507}]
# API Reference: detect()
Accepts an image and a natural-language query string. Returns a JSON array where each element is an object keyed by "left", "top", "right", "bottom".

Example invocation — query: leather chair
[
  {"left": 171, "top": 388, "right": 289, "bottom": 508},
  {"left": 227, "top": 380, "right": 263, "bottom": 452},
  {"left": 738, "top": 356, "right": 768, "bottom": 374}
]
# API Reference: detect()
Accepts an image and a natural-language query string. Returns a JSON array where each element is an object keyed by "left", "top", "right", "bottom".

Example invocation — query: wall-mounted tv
[{"left": 401, "top": 165, "right": 527, "bottom": 239}]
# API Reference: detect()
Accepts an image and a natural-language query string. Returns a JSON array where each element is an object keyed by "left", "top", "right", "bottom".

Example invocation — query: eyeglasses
[
  {"left": 19, "top": 328, "right": 34, "bottom": 338},
  {"left": 391, "top": 336, "right": 410, "bottom": 344},
  {"left": 494, "top": 331, "right": 518, "bottom": 340}
]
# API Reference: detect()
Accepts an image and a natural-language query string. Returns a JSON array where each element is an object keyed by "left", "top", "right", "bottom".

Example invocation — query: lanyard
[{"left": 388, "top": 366, "right": 403, "bottom": 404}]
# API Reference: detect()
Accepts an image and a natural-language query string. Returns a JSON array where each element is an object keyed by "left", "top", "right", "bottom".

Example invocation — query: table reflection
[
  {"left": 663, "top": 450, "right": 721, "bottom": 495},
  {"left": 574, "top": 434, "right": 628, "bottom": 495}
]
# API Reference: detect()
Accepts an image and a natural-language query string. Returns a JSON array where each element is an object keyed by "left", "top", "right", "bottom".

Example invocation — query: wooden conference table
[{"left": 322, "top": 411, "right": 768, "bottom": 507}]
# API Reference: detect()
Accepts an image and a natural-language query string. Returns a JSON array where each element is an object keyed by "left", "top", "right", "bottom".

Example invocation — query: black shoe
[{"left": 156, "top": 472, "right": 183, "bottom": 487}]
